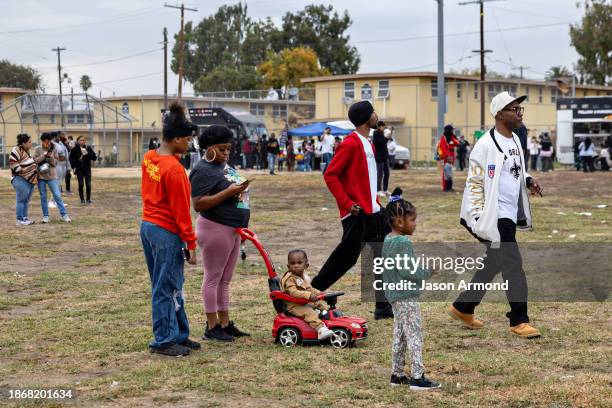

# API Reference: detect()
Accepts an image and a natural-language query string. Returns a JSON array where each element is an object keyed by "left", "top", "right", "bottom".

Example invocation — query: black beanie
[{"left": 348, "top": 101, "right": 374, "bottom": 127}]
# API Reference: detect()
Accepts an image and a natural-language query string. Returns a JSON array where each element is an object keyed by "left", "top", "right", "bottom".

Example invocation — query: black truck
[{"left": 188, "top": 107, "right": 268, "bottom": 166}]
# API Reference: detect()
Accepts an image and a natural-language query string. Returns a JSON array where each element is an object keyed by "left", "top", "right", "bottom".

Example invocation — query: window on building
[
  {"left": 0, "top": 136, "right": 4, "bottom": 153},
  {"left": 250, "top": 103, "right": 265, "bottom": 117},
  {"left": 457, "top": 83, "right": 463, "bottom": 100},
  {"left": 273, "top": 105, "right": 287, "bottom": 118},
  {"left": 344, "top": 82, "right": 355, "bottom": 99},
  {"left": 50, "top": 115, "right": 55, "bottom": 124},
  {"left": 551, "top": 87, "right": 559, "bottom": 103},
  {"left": 378, "top": 80, "right": 390, "bottom": 98},
  {"left": 121, "top": 102, "right": 129, "bottom": 115},
  {"left": 508, "top": 84, "right": 517, "bottom": 96},
  {"left": 361, "top": 83, "right": 372, "bottom": 100},
  {"left": 524, "top": 86, "right": 529, "bottom": 101},
  {"left": 211, "top": 101, "right": 224, "bottom": 108},
  {"left": 184, "top": 100, "right": 195, "bottom": 109},
  {"left": 538, "top": 87, "right": 543, "bottom": 103},
  {"left": 474, "top": 83, "right": 479, "bottom": 100},
  {"left": 0, "top": 98, "right": 3, "bottom": 111},
  {"left": 488, "top": 83, "right": 502, "bottom": 100},
  {"left": 431, "top": 80, "right": 448, "bottom": 99},
  {"left": 305, "top": 105, "right": 315, "bottom": 119},
  {"left": 32, "top": 116, "right": 38, "bottom": 124}
]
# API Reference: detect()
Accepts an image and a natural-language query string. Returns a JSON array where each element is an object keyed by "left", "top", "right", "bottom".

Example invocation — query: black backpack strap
[{"left": 489, "top": 127, "right": 507, "bottom": 160}]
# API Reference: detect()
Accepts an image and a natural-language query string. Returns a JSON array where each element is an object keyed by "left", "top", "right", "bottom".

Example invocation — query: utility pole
[
  {"left": 52, "top": 46, "right": 66, "bottom": 127},
  {"left": 436, "top": 0, "right": 445, "bottom": 139},
  {"left": 163, "top": 27, "right": 168, "bottom": 110},
  {"left": 459, "top": 0, "right": 498, "bottom": 130},
  {"left": 164, "top": 3, "right": 197, "bottom": 100},
  {"left": 512, "top": 65, "right": 530, "bottom": 80}
]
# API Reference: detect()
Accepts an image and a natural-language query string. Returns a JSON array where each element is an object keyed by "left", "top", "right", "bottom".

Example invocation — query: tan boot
[
  {"left": 448, "top": 305, "right": 484, "bottom": 329},
  {"left": 510, "top": 323, "right": 541, "bottom": 338}
]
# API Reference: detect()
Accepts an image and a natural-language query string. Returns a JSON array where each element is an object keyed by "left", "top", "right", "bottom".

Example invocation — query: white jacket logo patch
[{"left": 488, "top": 164, "right": 495, "bottom": 178}]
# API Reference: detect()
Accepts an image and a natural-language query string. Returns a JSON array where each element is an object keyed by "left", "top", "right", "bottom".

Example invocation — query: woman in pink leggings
[{"left": 190, "top": 125, "right": 251, "bottom": 342}]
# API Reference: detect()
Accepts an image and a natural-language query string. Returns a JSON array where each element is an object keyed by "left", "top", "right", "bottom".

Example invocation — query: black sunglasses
[{"left": 503, "top": 106, "right": 525, "bottom": 115}]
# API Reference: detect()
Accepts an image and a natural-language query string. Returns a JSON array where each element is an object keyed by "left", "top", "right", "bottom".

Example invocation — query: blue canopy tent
[{"left": 287, "top": 122, "right": 352, "bottom": 137}]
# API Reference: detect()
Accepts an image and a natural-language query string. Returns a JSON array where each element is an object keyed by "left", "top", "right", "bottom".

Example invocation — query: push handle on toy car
[{"left": 316, "top": 291, "right": 345, "bottom": 301}]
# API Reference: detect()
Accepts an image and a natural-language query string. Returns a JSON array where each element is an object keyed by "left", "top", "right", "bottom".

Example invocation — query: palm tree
[
  {"left": 80, "top": 75, "right": 92, "bottom": 93},
  {"left": 545, "top": 66, "right": 573, "bottom": 80}
]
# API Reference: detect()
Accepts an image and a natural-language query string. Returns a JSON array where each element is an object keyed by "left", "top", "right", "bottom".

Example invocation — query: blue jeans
[
  {"left": 267, "top": 153, "right": 277, "bottom": 174},
  {"left": 140, "top": 221, "right": 190, "bottom": 348},
  {"left": 321, "top": 152, "right": 333, "bottom": 173},
  {"left": 11, "top": 176, "right": 35, "bottom": 221},
  {"left": 38, "top": 179, "right": 68, "bottom": 217}
]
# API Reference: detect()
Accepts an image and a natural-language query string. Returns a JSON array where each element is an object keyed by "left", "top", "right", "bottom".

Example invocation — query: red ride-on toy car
[{"left": 237, "top": 228, "right": 368, "bottom": 348}]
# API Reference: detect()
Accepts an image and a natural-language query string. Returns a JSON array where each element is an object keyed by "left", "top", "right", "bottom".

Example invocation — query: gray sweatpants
[{"left": 391, "top": 299, "right": 424, "bottom": 379}]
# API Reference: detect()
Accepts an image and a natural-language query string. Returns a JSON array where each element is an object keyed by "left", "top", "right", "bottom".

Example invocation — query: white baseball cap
[{"left": 490, "top": 91, "right": 527, "bottom": 117}]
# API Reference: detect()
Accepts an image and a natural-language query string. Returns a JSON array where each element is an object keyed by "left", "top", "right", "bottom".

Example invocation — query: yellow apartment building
[
  {"left": 302, "top": 72, "right": 612, "bottom": 161},
  {"left": 0, "top": 91, "right": 315, "bottom": 166}
]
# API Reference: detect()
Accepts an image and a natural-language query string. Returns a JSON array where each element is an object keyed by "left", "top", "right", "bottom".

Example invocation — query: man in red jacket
[{"left": 311, "top": 101, "right": 393, "bottom": 319}]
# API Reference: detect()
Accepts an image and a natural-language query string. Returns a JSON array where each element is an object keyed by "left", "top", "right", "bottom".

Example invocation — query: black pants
[
  {"left": 65, "top": 171, "right": 72, "bottom": 192},
  {"left": 76, "top": 168, "right": 92, "bottom": 201},
  {"left": 376, "top": 160, "right": 390, "bottom": 192},
  {"left": 444, "top": 179, "right": 453, "bottom": 191},
  {"left": 312, "top": 212, "right": 391, "bottom": 307},
  {"left": 457, "top": 153, "right": 466, "bottom": 171},
  {"left": 453, "top": 218, "right": 529, "bottom": 326},
  {"left": 582, "top": 156, "right": 595, "bottom": 172}
]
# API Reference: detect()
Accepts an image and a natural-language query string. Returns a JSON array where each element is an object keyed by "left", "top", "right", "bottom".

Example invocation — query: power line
[
  {"left": 93, "top": 71, "right": 164, "bottom": 85},
  {"left": 38, "top": 48, "right": 162, "bottom": 70},
  {"left": 0, "top": 6, "right": 163, "bottom": 34},
  {"left": 353, "top": 21, "right": 572, "bottom": 45}
]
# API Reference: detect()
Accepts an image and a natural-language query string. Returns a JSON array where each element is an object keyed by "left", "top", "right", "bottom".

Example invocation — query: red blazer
[{"left": 323, "top": 132, "right": 381, "bottom": 218}]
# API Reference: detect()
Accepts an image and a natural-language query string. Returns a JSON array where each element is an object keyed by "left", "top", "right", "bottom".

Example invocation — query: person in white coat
[{"left": 448, "top": 91, "right": 543, "bottom": 339}]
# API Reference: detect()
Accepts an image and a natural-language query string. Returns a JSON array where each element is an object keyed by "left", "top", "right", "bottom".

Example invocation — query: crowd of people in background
[{"left": 8, "top": 130, "right": 100, "bottom": 226}]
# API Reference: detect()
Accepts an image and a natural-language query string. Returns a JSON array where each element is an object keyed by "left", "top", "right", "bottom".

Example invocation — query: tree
[
  {"left": 258, "top": 47, "right": 330, "bottom": 89},
  {"left": 277, "top": 5, "right": 360, "bottom": 75},
  {"left": 570, "top": 0, "right": 611, "bottom": 85},
  {"left": 0, "top": 59, "right": 42, "bottom": 90},
  {"left": 171, "top": 3, "right": 271, "bottom": 88},
  {"left": 173, "top": 3, "right": 359, "bottom": 92},
  {"left": 194, "top": 66, "right": 262, "bottom": 93},
  {"left": 545, "top": 66, "right": 574, "bottom": 80},
  {"left": 80, "top": 75, "right": 92, "bottom": 93}
]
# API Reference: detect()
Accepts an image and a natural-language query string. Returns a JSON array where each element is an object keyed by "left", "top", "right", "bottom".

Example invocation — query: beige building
[
  {"left": 0, "top": 92, "right": 315, "bottom": 166},
  {"left": 302, "top": 72, "right": 612, "bottom": 161}
]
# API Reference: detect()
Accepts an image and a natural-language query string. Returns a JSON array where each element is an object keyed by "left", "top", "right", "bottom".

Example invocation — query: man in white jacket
[{"left": 449, "top": 92, "right": 543, "bottom": 338}]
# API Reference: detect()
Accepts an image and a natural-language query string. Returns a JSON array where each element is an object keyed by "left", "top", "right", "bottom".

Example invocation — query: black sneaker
[
  {"left": 149, "top": 342, "right": 190, "bottom": 357},
  {"left": 409, "top": 375, "right": 441, "bottom": 390},
  {"left": 223, "top": 321, "right": 250, "bottom": 337},
  {"left": 390, "top": 374, "right": 410, "bottom": 386},
  {"left": 81, "top": 200, "right": 86, "bottom": 205},
  {"left": 374, "top": 305, "right": 394, "bottom": 320},
  {"left": 179, "top": 338, "right": 201, "bottom": 350},
  {"left": 86, "top": 200, "right": 92, "bottom": 205},
  {"left": 203, "top": 323, "right": 234, "bottom": 342}
]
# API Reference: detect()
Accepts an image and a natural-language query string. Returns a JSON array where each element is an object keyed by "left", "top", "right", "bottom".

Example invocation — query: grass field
[{"left": 0, "top": 167, "right": 610, "bottom": 408}]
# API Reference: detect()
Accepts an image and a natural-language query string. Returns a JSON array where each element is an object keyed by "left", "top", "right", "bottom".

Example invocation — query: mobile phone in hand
[{"left": 182, "top": 247, "right": 191, "bottom": 261}]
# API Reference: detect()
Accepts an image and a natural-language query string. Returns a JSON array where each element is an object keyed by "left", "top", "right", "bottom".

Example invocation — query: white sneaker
[
  {"left": 61, "top": 215, "right": 71, "bottom": 223},
  {"left": 317, "top": 326, "right": 334, "bottom": 340},
  {"left": 42, "top": 216, "right": 50, "bottom": 223},
  {"left": 377, "top": 191, "right": 386, "bottom": 197},
  {"left": 48, "top": 201, "right": 57, "bottom": 209},
  {"left": 16, "top": 220, "right": 30, "bottom": 226},
  {"left": 23, "top": 218, "right": 35, "bottom": 225}
]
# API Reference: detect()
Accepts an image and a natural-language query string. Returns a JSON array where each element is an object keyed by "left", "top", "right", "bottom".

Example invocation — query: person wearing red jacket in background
[
  {"left": 437, "top": 125, "right": 460, "bottom": 191},
  {"left": 140, "top": 102, "right": 201, "bottom": 357},
  {"left": 311, "top": 100, "right": 393, "bottom": 320}
]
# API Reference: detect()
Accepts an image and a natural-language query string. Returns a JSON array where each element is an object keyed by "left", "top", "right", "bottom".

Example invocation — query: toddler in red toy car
[{"left": 280, "top": 249, "right": 335, "bottom": 341}]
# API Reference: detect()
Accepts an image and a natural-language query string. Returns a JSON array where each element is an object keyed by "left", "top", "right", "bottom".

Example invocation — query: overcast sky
[{"left": 0, "top": 0, "right": 587, "bottom": 97}]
